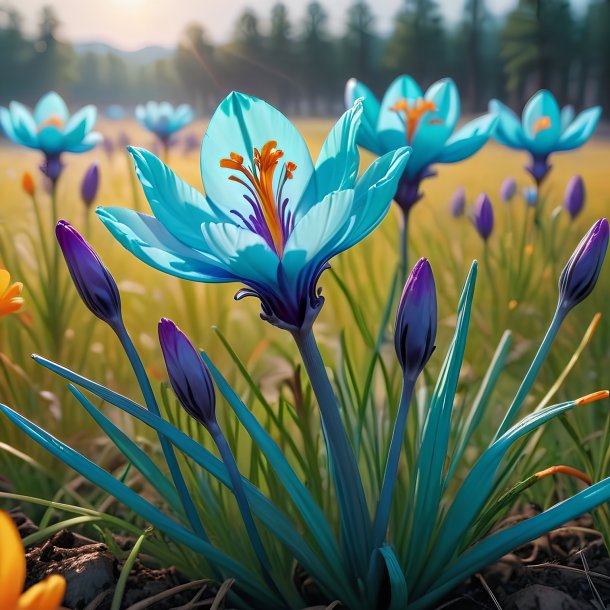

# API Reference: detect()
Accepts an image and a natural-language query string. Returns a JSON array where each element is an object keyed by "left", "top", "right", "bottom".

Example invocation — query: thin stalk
[
  {"left": 126, "top": 151, "right": 140, "bottom": 212},
  {"left": 114, "top": 323, "right": 208, "bottom": 542},
  {"left": 209, "top": 422, "right": 288, "bottom": 606},
  {"left": 400, "top": 208, "right": 409, "bottom": 284},
  {"left": 483, "top": 242, "right": 499, "bottom": 331},
  {"left": 293, "top": 328, "right": 370, "bottom": 581},
  {"left": 371, "top": 378, "right": 415, "bottom": 550},
  {"left": 494, "top": 306, "right": 565, "bottom": 440}
]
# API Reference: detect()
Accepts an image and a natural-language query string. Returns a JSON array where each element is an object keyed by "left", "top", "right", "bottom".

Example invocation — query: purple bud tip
[
  {"left": 81, "top": 162, "right": 100, "bottom": 208},
  {"left": 559, "top": 218, "right": 609, "bottom": 311},
  {"left": 158, "top": 318, "right": 216, "bottom": 428},
  {"left": 473, "top": 193, "right": 494, "bottom": 241},
  {"left": 500, "top": 177, "right": 517, "bottom": 203},
  {"left": 563, "top": 175, "right": 585, "bottom": 220},
  {"left": 450, "top": 187, "right": 466, "bottom": 218},
  {"left": 55, "top": 220, "right": 122, "bottom": 326},
  {"left": 395, "top": 258, "right": 437, "bottom": 380}
]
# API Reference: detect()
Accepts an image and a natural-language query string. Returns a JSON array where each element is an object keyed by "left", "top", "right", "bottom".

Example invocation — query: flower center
[
  {"left": 532, "top": 116, "right": 551, "bottom": 135},
  {"left": 38, "top": 115, "right": 64, "bottom": 131},
  {"left": 220, "top": 140, "right": 296, "bottom": 258},
  {"left": 391, "top": 98, "right": 438, "bottom": 142}
]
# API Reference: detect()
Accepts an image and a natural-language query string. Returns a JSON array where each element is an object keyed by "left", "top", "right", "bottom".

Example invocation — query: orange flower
[
  {"left": 0, "top": 269, "right": 24, "bottom": 317},
  {"left": 21, "top": 172, "right": 35, "bottom": 197},
  {"left": 0, "top": 511, "right": 66, "bottom": 610}
]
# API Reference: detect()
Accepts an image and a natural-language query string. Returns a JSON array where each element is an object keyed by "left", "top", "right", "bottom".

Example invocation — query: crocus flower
[
  {"left": 56, "top": 220, "right": 122, "bottom": 327},
  {"left": 0, "top": 511, "right": 66, "bottom": 610},
  {"left": 0, "top": 269, "right": 24, "bottom": 317},
  {"left": 450, "top": 187, "right": 466, "bottom": 218},
  {"left": 98, "top": 93, "right": 410, "bottom": 333},
  {"left": 473, "top": 193, "right": 494, "bottom": 241},
  {"left": 394, "top": 258, "right": 437, "bottom": 380},
  {"left": 345, "top": 76, "right": 497, "bottom": 215},
  {"left": 490, "top": 91, "right": 601, "bottom": 186},
  {"left": 500, "top": 177, "right": 516, "bottom": 203},
  {"left": 563, "top": 175, "right": 585, "bottom": 220},
  {"left": 81, "top": 162, "right": 100, "bottom": 208},
  {"left": 0, "top": 92, "right": 101, "bottom": 184},
  {"left": 558, "top": 218, "right": 608, "bottom": 312},
  {"left": 135, "top": 101, "right": 194, "bottom": 145},
  {"left": 158, "top": 318, "right": 216, "bottom": 429}
]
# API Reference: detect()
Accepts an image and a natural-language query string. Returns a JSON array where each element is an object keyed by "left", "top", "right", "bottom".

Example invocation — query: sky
[{"left": 18, "top": 0, "right": 588, "bottom": 51}]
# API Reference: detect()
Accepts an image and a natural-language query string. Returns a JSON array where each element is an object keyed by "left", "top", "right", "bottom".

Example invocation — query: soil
[{"left": 11, "top": 506, "right": 610, "bottom": 609}]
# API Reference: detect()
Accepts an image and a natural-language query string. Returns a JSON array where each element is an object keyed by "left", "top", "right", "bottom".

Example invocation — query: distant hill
[{"left": 74, "top": 42, "right": 174, "bottom": 66}]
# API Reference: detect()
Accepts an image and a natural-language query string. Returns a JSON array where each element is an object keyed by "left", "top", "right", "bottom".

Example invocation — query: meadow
[{"left": 1, "top": 111, "right": 610, "bottom": 608}]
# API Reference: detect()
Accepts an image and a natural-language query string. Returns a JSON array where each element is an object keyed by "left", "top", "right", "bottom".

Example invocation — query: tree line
[{"left": 1, "top": 0, "right": 609, "bottom": 117}]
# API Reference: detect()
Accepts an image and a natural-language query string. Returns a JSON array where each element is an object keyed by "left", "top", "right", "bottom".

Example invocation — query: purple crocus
[
  {"left": 56, "top": 220, "right": 122, "bottom": 327},
  {"left": 473, "top": 193, "right": 494, "bottom": 241},
  {"left": 563, "top": 175, "right": 585, "bottom": 220},
  {"left": 500, "top": 177, "right": 517, "bottom": 203},
  {"left": 81, "top": 162, "right": 100, "bottom": 209},
  {"left": 450, "top": 187, "right": 466, "bottom": 218},
  {"left": 558, "top": 218, "right": 609, "bottom": 312},
  {"left": 158, "top": 318, "right": 217, "bottom": 430},
  {"left": 394, "top": 258, "right": 437, "bottom": 380}
]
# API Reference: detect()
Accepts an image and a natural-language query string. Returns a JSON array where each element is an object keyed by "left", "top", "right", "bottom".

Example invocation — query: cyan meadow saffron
[
  {"left": 0, "top": 92, "right": 101, "bottom": 184},
  {"left": 136, "top": 101, "right": 195, "bottom": 145},
  {"left": 490, "top": 90, "right": 601, "bottom": 186},
  {"left": 345, "top": 76, "right": 497, "bottom": 214},
  {"left": 98, "top": 92, "right": 410, "bottom": 333}
]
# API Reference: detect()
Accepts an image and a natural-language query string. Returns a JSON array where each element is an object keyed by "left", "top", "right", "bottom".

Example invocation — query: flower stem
[
  {"left": 371, "top": 377, "right": 415, "bottom": 550},
  {"left": 494, "top": 306, "right": 566, "bottom": 440},
  {"left": 293, "top": 328, "right": 370, "bottom": 580},
  {"left": 115, "top": 323, "right": 209, "bottom": 542},
  {"left": 400, "top": 208, "right": 409, "bottom": 284}
]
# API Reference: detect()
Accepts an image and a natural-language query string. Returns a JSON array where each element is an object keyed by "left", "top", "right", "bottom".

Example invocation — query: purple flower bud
[
  {"left": 395, "top": 258, "right": 437, "bottom": 380},
  {"left": 563, "top": 175, "right": 585, "bottom": 220},
  {"left": 500, "top": 177, "right": 517, "bottom": 203},
  {"left": 158, "top": 318, "right": 216, "bottom": 429},
  {"left": 81, "top": 162, "right": 100, "bottom": 208},
  {"left": 473, "top": 193, "right": 494, "bottom": 241},
  {"left": 450, "top": 187, "right": 466, "bottom": 218},
  {"left": 559, "top": 218, "right": 609, "bottom": 312},
  {"left": 56, "top": 220, "right": 122, "bottom": 327}
]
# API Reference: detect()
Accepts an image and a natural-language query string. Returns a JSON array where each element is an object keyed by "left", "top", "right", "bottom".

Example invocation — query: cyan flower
[
  {"left": 0, "top": 92, "right": 101, "bottom": 183},
  {"left": 135, "top": 101, "right": 195, "bottom": 145},
  {"left": 98, "top": 92, "right": 410, "bottom": 333},
  {"left": 490, "top": 90, "right": 601, "bottom": 186},
  {"left": 345, "top": 76, "right": 497, "bottom": 215}
]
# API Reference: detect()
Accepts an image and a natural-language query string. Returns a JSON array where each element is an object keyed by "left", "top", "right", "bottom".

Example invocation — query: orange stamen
[
  {"left": 391, "top": 98, "right": 438, "bottom": 142},
  {"left": 535, "top": 465, "right": 592, "bottom": 486},
  {"left": 220, "top": 140, "right": 296, "bottom": 257},
  {"left": 533, "top": 116, "right": 551, "bottom": 135},
  {"left": 38, "top": 115, "right": 64, "bottom": 131}
]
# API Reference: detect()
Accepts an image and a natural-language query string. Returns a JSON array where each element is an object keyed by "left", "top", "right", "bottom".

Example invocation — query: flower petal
[
  {"left": 63, "top": 105, "right": 97, "bottom": 144},
  {"left": 556, "top": 106, "right": 602, "bottom": 151},
  {"left": 65, "top": 131, "right": 102, "bottom": 153},
  {"left": 436, "top": 114, "right": 497, "bottom": 164},
  {"left": 0, "top": 511, "right": 26, "bottom": 609},
  {"left": 201, "top": 222, "right": 279, "bottom": 287},
  {"left": 97, "top": 207, "right": 231, "bottom": 282},
  {"left": 16, "top": 574, "right": 66, "bottom": 610},
  {"left": 8, "top": 102, "right": 38, "bottom": 148},
  {"left": 313, "top": 100, "right": 362, "bottom": 206},
  {"left": 34, "top": 92, "right": 69, "bottom": 125},
  {"left": 377, "top": 75, "right": 422, "bottom": 150},
  {"left": 488, "top": 99, "right": 525, "bottom": 149},
  {"left": 129, "top": 146, "right": 230, "bottom": 248},
  {"left": 522, "top": 90, "right": 561, "bottom": 153},
  {"left": 36, "top": 126, "right": 65, "bottom": 154},
  {"left": 344, "top": 78, "right": 383, "bottom": 154},
  {"left": 422, "top": 78, "right": 460, "bottom": 134},
  {"left": 560, "top": 105, "right": 575, "bottom": 132},
  {"left": 201, "top": 92, "right": 315, "bottom": 220}
]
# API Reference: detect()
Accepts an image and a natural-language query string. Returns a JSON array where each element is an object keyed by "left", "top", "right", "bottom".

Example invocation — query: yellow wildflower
[{"left": 0, "top": 269, "right": 24, "bottom": 317}]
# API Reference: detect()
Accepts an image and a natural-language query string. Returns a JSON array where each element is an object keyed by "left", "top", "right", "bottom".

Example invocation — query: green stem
[
  {"left": 114, "top": 323, "right": 209, "bottom": 542},
  {"left": 293, "top": 328, "right": 370, "bottom": 581},
  {"left": 494, "top": 306, "right": 566, "bottom": 440},
  {"left": 400, "top": 208, "right": 409, "bottom": 284},
  {"left": 371, "top": 378, "right": 415, "bottom": 550}
]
